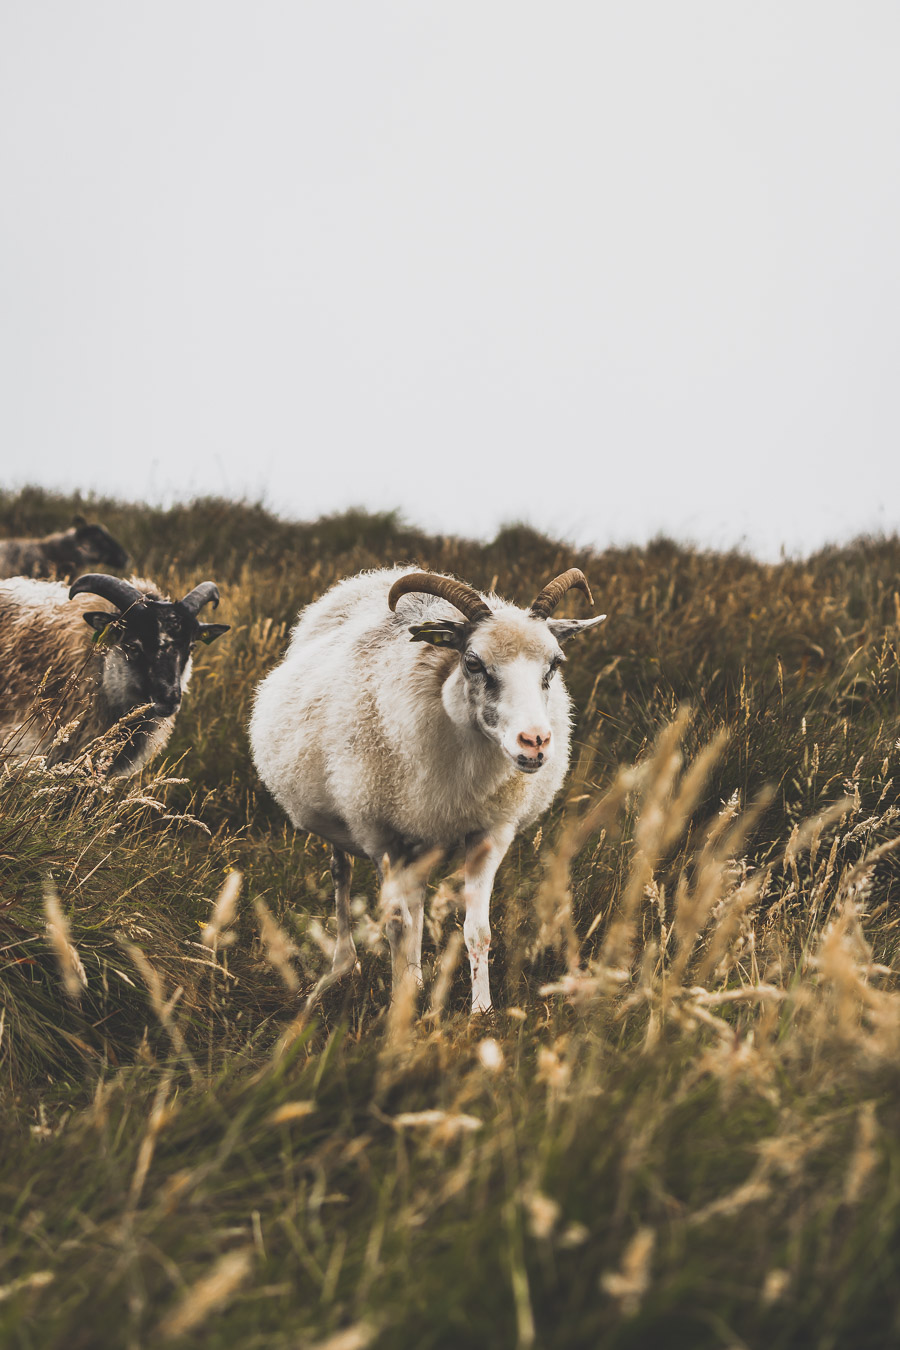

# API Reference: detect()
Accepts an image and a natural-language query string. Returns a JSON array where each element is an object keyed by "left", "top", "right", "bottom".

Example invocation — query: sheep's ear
[
  {"left": 546, "top": 613, "right": 607, "bottom": 644},
  {"left": 72, "top": 514, "right": 88, "bottom": 530},
  {"left": 197, "top": 623, "right": 230, "bottom": 646},
  {"left": 408, "top": 621, "right": 468, "bottom": 651},
  {"left": 82, "top": 611, "right": 122, "bottom": 644}
]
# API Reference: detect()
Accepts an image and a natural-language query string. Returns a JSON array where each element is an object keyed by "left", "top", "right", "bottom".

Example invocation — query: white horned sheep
[
  {"left": 0, "top": 573, "right": 229, "bottom": 777},
  {"left": 0, "top": 516, "right": 129, "bottom": 581},
  {"left": 250, "top": 566, "right": 606, "bottom": 1013}
]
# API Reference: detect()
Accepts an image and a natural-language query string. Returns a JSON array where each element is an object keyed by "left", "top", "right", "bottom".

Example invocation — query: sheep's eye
[
  {"left": 464, "top": 652, "right": 485, "bottom": 676},
  {"left": 543, "top": 658, "right": 562, "bottom": 685}
]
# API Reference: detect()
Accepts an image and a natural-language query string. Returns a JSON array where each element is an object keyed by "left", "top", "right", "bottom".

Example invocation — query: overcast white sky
[{"left": 2, "top": 4, "right": 899, "bottom": 558}]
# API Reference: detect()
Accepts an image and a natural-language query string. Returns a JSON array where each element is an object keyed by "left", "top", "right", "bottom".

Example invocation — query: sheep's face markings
[
  {"left": 98, "top": 604, "right": 199, "bottom": 718},
  {"left": 452, "top": 614, "right": 564, "bottom": 772},
  {"left": 462, "top": 652, "right": 501, "bottom": 731}
]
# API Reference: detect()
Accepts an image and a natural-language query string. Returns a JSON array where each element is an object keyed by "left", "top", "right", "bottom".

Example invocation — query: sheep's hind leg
[
  {"left": 409, "top": 887, "right": 425, "bottom": 989},
  {"left": 379, "top": 850, "right": 428, "bottom": 1001},
  {"left": 331, "top": 848, "right": 359, "bottom": 975}
]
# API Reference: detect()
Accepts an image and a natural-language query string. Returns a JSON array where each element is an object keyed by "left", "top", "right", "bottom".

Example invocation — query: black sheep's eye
[{"left": 464, "top": 652, "right": 485, "bottom": 676}]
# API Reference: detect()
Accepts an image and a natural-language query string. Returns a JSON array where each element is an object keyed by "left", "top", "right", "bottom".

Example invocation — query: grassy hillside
[{"left": 1, "top": 488, "right": 899, "bottom": 1349}]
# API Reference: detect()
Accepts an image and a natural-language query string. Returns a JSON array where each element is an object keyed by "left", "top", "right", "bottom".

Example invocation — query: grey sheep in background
[{"left": 0, "top": 515, "right": 129, "bottom": 581}]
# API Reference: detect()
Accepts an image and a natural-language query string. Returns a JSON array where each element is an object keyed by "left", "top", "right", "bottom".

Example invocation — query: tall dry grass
[{"left": 1, "top": 490, "right": 900, "bottom": 1348}]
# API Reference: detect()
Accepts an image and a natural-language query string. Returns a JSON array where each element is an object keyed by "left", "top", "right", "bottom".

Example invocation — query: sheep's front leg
[
  {"left": 331, "top": 848, "right": 358, "bottom": 974},
  {"left": 464, "top": 827, "right": 514, "bottom": 1015}
]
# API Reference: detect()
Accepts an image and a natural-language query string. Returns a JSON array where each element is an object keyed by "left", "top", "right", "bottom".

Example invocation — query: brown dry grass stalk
[
  {"left": 253, "top": 897, "right": 301, "bottom": 992},
  {"left": 120, "top": 938, "right": 199, "bottom": 1080},
  {"left": 201, "top": 870, "right": 243, "bottom": 949},
  {"left": 43, "top": 880, "right": 87, "bottom": 1000},
  {"left": 157, "top": 1246, "right": 254, "bottom": 1340}
]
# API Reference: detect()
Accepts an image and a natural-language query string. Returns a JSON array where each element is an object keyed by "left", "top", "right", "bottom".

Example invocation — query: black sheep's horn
[
  {"left": 180, "top": 582, "right": 221, "bottom": 614},
  {"left": 69, "top": 574, "right": 145, "bottom": 612}
]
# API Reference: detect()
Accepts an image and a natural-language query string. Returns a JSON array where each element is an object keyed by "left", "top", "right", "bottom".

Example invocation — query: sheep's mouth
[
  {"left": 513, "top": 754, "right": 545, "bottom": 774},
  {"left": 152, "top": 698, "right": 181, "bottom": 718}
]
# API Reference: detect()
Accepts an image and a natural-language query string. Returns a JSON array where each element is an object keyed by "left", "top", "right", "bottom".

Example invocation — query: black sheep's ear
[
  {"left": 82, "top": 611, "right": 122, "bottom": 644},
  {"left": 408, "top": 621, "right": 468, "bottom": 651},
  {"left": 72, "top": 514, "right": 88, "bottom": 529},
  {"left": 197, "top": 623, "right": 230, "bottom": 646}
]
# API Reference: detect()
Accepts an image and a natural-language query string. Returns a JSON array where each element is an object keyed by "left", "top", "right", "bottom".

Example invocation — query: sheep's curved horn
[
  {"left": 180, "top": 582, "right": 221, "bottom": 614},
  {"left": 530, "top": 568, "right": 594, "bottom": 619},
  {"left": 388, "top": 572, "right": 493, "bottom": 625},
  {"left": 69, "top": 574, "right": 145, "bottom": 611}
]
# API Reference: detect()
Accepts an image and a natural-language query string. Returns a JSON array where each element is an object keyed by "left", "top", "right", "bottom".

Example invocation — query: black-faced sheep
[{"left": 0, "top": 573, "right": 229, "bottom": 777}]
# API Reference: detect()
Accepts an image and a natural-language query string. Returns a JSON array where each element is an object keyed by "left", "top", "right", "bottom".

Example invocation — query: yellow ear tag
[{"left": 409, "top": 622, "right": 459, "bottom": 647}]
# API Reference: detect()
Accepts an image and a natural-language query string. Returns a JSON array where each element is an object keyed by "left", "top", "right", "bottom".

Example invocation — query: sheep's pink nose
[{"left": 517, "top": 728, "right": 552, "bottom": 758}]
